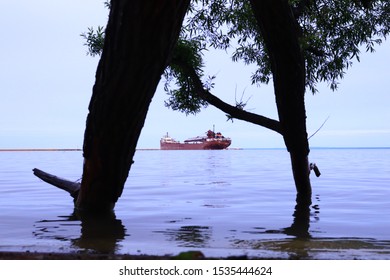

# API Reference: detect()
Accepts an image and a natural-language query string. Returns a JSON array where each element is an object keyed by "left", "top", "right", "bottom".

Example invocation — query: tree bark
[
  {"left": 77, "top": 0, "right": 190, "bottom": 212},
  {"left": 249, "top": 0, "right": 311, "bottom": 200}
]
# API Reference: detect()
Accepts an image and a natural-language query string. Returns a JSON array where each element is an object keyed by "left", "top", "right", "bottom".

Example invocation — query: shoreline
[
  {"left": 1, "top": 147, "right": 389, "bottom": 152},
  {"left": 0, "top": 251, "right": 174, "bottom": 260},
  {"left": 0, "top": 251, "right": 256, "bottom": 260},
  {"left": 0, "top": 148, "right": 160, "bottom": 152},
  {"left": 0, "top": 148, "right": 242, "bottom": 152},
  {"left": 0, "top": 148, "right": 82, "bottom": 152}
]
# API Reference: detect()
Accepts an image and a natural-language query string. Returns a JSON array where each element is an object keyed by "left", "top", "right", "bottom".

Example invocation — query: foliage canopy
[
  {"left": 171, "top": 0, "right": 390, "bottom": 95},
  {"left": 83, "top": 0, "right": 390, "bottom": 115}
]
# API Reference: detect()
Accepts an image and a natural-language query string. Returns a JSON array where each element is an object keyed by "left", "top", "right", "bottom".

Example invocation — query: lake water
[{"left": 0, "top": 148, "right": 389, "bottom": 259}]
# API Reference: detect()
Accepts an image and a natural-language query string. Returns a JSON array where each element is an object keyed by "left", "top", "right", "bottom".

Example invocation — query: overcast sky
[{"left": 1, "top": 1, "right": 389, "bottom": 149}]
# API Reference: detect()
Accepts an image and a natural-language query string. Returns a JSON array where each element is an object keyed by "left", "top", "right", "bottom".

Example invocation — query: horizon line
[{"left": 1, "top": 146, "right": 390, "bottom": 152}]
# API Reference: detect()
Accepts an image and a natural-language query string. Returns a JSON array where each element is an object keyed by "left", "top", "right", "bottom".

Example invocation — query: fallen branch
[{"left": 32, "top": 168, "right": 80, "bottom": 198}]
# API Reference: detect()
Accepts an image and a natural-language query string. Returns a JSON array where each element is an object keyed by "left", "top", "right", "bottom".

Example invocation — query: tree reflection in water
[
  {"left": 157, "top": 226, "right": 212, "bottom": 247},
  {"left": 231, "top": 194, "right": 321, "bottom": 259},
  {"left": 276, "top": 194, "right": 319, "bottom": 259},
  {"left": 71, "top": 211, "right": 126, "bottom": 253},
  {"left": 283, "top": 194, "right": 320, "bottom": 238},
  {"left": 33, "top": 210, "right": 126, "bottom": 254}
]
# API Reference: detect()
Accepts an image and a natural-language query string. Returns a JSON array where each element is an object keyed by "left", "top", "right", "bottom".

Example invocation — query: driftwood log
[{"left": 32, "top": 168, "right": 80, "bottom": 199}]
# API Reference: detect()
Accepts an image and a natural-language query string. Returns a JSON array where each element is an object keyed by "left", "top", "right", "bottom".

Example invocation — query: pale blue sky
[{"left": 0, "top": 1, "right": 389, "bottom": 149}]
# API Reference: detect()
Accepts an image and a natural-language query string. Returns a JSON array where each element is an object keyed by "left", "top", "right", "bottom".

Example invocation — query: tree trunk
[
  {"left": 76, "top": 0, "right": 190, "bottom": 212},
  {"left": 249, "top": 0, "right": 311, "bottom": 200}
]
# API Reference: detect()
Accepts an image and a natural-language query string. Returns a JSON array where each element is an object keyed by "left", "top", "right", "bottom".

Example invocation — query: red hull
[
  {"left": 160, "top": 140, "right": 231, "bottom": 150},
  {"left": 160, "top": 130, "right": 231, "bottom": 150}
]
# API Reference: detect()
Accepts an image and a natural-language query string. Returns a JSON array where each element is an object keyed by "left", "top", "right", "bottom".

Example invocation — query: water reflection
[
  {"left": 283, "top": 194, "right": 320, "bottom": 238},
  {"left": 279, "top": 198, "right": 313, "bottom": 259},
  {"left": 232, "top": 194, "right": 390, "bottom": 259},
  {"left": 34, "top": 211, "right": 126, "bottom": 254},
  {"left": 156, "top": 226, "right": 212, "bottom": 247},
  {"left": 233, "top": 194, "right": 322, "bottom": 259},
  {"left": 275, "top": 194, "right": 321, "bottom": 258},
  {"left": 71, "top": 211, "right": 126, "bottom": 253}
]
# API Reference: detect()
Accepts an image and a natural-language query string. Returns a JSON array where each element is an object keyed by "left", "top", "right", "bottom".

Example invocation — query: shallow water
[{"left": 0, "top": 149, "right": 389, "bottom": 259}]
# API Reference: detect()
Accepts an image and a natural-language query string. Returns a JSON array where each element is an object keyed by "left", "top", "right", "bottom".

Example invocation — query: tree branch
[
  {"left": 172, "top": 59, "right": 283, "bottom": 135},
  {"left": 33, "top": 168, "right": 80, "bottom": 198}
]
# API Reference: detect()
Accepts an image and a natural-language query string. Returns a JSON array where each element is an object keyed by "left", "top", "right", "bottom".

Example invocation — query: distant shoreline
[
  {"left": 0, "top": 147, "right": 389, "bottom": 152},
  {"left": 0, "top": 148, "right": 82, "bottom": 152},
  {"left": 0, "top": 148, "right": 165, "bottom": 152},
  {"left": 0, "top": 148, "right": 159, "bottom": 152}
]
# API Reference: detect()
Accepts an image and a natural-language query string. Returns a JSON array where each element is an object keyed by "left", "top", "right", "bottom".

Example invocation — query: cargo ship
[{"left": 160, "top": 129, "right": 231, "bottom": 150}]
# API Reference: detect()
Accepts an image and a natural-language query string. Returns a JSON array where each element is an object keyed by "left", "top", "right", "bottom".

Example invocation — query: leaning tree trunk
[
  {"left": 77, "top": 0, "right": 191, "bottom": 212},
  {"left": 249, "top": 0, "right": 311, "bottom": 201}
]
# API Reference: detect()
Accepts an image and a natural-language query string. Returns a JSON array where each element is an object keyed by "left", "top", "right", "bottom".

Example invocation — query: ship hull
[{"left": 160, "top": 140, "right": 231, "bottom": 150}]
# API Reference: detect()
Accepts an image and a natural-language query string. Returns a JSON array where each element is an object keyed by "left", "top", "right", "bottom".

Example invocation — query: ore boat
[{"left": 160, "top": 130, "right": 231, "bottom": 150}]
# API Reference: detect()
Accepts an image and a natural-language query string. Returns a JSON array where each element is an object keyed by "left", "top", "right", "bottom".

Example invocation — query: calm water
[{"left": 0, "top": 148, "right": 389, "bottom": 259}]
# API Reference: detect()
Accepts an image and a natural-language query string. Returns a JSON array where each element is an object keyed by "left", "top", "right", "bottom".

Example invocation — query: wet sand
[
  {"left": 0, "top": 251, "right": 172, "bottom": 260},
  {"left": 0, "top": 251, "right": 254, "bottom": 260}
]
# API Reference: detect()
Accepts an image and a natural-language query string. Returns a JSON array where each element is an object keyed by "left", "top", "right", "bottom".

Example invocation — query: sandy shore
[
  {"left": 0, "top": 252, "right": 183, "bottom": 260},
  {"left": 0, "top": 251, "right": 181, "bottom": 260},
  {"left": 0, "top": 251, "right": 253, "bottom": 260}
]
